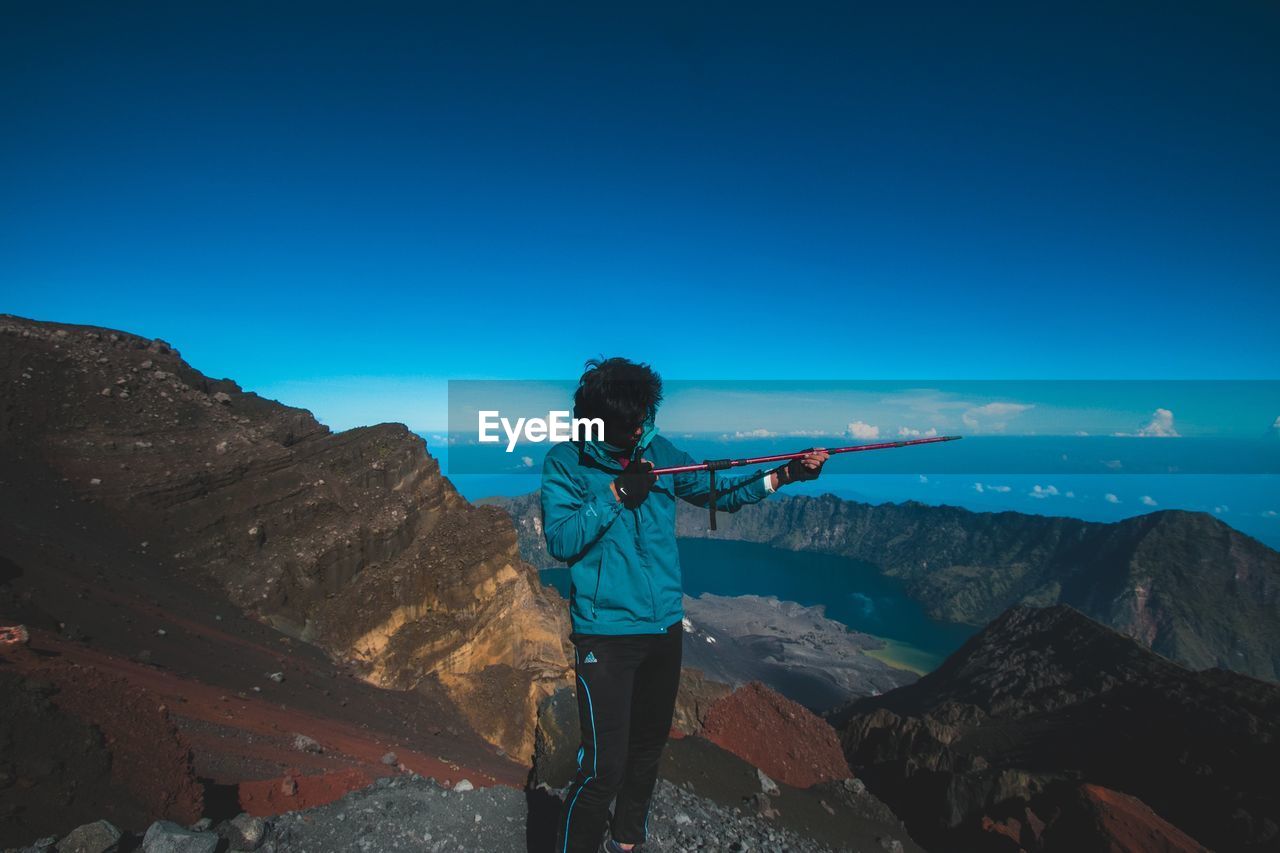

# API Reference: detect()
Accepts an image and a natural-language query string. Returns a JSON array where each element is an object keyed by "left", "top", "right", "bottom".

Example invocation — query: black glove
[
  {"left": 614, "top": 458, "right": 656, "bottom": 509},
  {"left": 784, "top": 451, "right": 823, "bottom": 483}
]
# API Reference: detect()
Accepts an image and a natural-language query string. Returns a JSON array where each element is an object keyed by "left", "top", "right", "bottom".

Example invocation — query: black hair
[{"left": 572, "top": 357, "right": 663, "bottom": 442}]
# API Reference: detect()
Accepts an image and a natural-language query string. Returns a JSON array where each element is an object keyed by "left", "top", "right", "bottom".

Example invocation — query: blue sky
[{"left": 3, "top": 1, "right": 1278, "bottom": 430}]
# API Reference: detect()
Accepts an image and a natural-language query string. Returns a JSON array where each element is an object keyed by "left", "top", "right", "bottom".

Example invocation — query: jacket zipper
[
  {"left": 634, "top": 509, "right": 657, "bottom": 622},
  {"left": 590, "top": 448, "right": 624, "bottom": 619},
  {"left": 592, "top": 559, "right": 602, "bottom": 617}
]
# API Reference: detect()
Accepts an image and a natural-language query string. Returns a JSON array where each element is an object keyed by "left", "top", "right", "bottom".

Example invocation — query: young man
[{"left": 540, "top": 358, "right": 827, "bottom": 852}]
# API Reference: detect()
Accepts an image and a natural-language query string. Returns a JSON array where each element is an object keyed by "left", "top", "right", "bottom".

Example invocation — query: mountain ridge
[
  {"left": 834, "top": 603, "right": 1280, "bottom": 851},
  {"left": 0, "top": 313, "right": 571, "bottom": 759},
  {"left": 495, "top": 489, "right": 1280, "bottom": 680}
]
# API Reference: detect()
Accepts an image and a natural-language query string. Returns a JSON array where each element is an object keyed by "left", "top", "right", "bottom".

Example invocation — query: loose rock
[
  {"left": 292, "top": 733, "right": 323, "bottom": 753},
  {"left": 141, "top": 820, "right": 218, "bottom": 853},
  {"left": 57, "top": 819, "right": 121, "bottom": 853}
]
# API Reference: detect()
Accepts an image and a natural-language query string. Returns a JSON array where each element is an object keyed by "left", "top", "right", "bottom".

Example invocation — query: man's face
[{"left": 604, "top": 418, "right": 644, "bottom": 450}]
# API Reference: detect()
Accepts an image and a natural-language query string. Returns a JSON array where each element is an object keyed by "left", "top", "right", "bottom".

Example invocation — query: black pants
[{"left": 555, "top": 620, "right": 683, "bottom": 853}]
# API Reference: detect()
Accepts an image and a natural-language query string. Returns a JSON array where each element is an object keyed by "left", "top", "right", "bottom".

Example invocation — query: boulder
[
  {"left": 142, "top": 820, "right": 218, "bottom": 853},
  {"left": 57, "top": 820, "right": 121, "bottom": 853}
]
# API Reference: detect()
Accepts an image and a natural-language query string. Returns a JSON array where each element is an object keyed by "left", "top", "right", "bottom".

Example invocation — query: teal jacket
[{"left": 540, "top": 420, "right": 774, "bottom": 635}]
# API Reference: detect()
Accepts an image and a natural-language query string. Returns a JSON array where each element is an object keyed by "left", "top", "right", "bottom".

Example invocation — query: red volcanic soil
[
  {"left": 0, "top": 443, "right": 528, "bottom": 843},
  {"left": 238, "top": 768, "right": 374, "bottom": 817},
  {"left": 1069, "top": 784, "right": 1208, "bottom": 853},
  {"left": 980, "top": 783, "right": 1209, "bottom": 853},
  {"left": 699, "top": 681, "right": 852, "bottom": 789},
  {"left": 1, "top": 628, "right": 527, "bottom": 843},
  {"left": 0, "top": 648, "right": 203, "bottom": 846}
]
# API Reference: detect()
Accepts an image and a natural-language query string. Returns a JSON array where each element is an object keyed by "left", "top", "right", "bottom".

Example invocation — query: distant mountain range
[
  {"left": 832, "top": 604, "right": 1280, "bottom": 851},
  {"left": 494, "top": 490, "right": 1280, "bottom": 681}
]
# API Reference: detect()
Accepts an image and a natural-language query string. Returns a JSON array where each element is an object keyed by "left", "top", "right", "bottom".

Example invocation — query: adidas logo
[{"left": 583, "top": 652, "right": 598, "bottom": 664}]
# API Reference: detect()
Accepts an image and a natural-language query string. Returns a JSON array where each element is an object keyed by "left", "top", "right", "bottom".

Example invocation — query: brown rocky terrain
[
  {"left": 0, "top": 314, "right": 578, "bottom": 845},
  {"left": 0, "top": 313, "right": 570, "bottom": 763},
  {"left": 669, "top": 666, "right": 734, "bottom": 737},
  {"left": 0, "top": 447, "right": 529, "bottom": 844},
  {"left": 832, "top": 604, "right": 1280, "bottom": 852},
  {"left": 531, "top": 679, "right": 923, "bottom": 852}
]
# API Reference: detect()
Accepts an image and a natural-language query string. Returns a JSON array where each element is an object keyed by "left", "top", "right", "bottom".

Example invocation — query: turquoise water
[{"left": 541, "top": 538, "right": 976, "bottom": 673}]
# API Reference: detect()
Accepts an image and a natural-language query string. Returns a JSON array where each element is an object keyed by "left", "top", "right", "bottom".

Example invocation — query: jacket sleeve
[
  {"left": 670, "top": 443, "right": 771, "bottom": 512},
  {"left": 540, "top": 449, "right": 625, "bottom": 564}
]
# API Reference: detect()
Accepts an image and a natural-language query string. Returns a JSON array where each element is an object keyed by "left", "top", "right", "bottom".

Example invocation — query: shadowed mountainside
[
  {"left": 832, "top": 604, "right": 1279, "bottom": 852},
  {"left": 495, "top": 489, "right": 1280, "bottom": 680},
  {"left": 0, "top": 314, "right": 570, "bottom": 761}
]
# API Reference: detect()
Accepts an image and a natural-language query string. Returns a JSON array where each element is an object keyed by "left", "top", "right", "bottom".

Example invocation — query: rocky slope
[
  {"left": 832, "top": 604, "right": 1280, "bottom": 852},
  {"left": 6, "top": 773, "right": 896, "bottom": 853},
  {"left": 532, "top": 680, "right": 923, "bottom": 852},
  {"left": 6, "top": 678, "right": 920, "bottom": 853},
  {"left": 697, "top": 682, "right": 852, "bottom": 789},
  {"left": 0, "top": 314, "right": 570, "bottom": 760},
  {"left": 496, "top": 490, "right": 1280, "bottom": 680}
]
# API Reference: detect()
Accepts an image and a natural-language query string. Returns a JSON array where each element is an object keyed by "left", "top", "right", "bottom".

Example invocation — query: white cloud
[
  {"left": 1213, "top": 505, "right": 1229, "bottom": 514},
  {"left": 1029, "top": 484, "right": 1061, "bottom": 499},
  {"left": 520, "top": 456, "right": 534, "bottom": 468},
  {"left": 1102, "top": 459, "right": 1123, "bottom": 470},
  {"left": 1264, "top": 510, "right": 1278, "bottom": 518},
  {"left": 1138, "top": 409, "right": 1178, "bottom": 437},
  {"left": 847, "top": 420, "right": 880, "bottom": 440},
  {"left": 1116, "top": 408, "right": 1179, "bottom": 438},
  {"left": 1105, "top": 493, "right": 1121, "bottom": 504},
  {"left": 898, "top": 426, "right": 939, "bottom": 438},
  {"left": 1140, "top": 495, "right": 1158, "bottom": 506},
  {"left": 1065, "top": 491, "right": 1075, "bottom": 498},
  {"left": 973, "top": 482, "right": 1011, "bottom": 494},
  {"left": 1273, "top": 416, "right": 1280, "bottom": 430},
  {"left": 722, "top": 428, "right": 830, "bottom": 440},
  {"left": 962, "top": 401, "right": 1034, "bottom": 432},
  {"left": 918, "top": 474, "right": 929, "bottom": 484}
]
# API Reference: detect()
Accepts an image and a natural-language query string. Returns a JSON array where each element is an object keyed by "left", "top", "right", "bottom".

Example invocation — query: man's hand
[
  {"left": 612, "top": 458, "right": 656, "bottom": 508},
  {"left": 778, "top": 449, "right": 828, "bottom": 485}
]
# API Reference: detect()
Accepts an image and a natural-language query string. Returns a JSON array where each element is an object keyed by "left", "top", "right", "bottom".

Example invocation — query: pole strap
[{"left": 703, "top": 458, "right": 733, "bottom": 530}]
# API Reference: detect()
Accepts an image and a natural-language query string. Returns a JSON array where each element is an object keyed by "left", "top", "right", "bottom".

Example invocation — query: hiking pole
[{"left": 649, "top": 435, "right": 962, "bottom": 531}]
